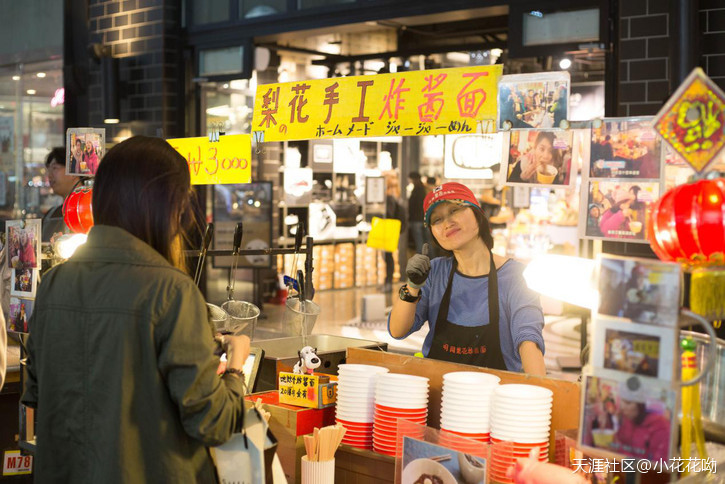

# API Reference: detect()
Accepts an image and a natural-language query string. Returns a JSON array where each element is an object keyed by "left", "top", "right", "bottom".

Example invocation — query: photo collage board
[
  {"left": 496, "top": 72, "right": 667, "bottom": 244},
  {"left": 579, "top": 254, "right": 681, "bottom": 462},
  {"left": 6, "top": 219, "right": 41, "bottom": 334}
]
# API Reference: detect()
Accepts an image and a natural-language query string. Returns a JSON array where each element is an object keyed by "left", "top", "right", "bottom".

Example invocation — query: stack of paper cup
[
  {"left": 440, "top": 372, "right": 500, "bottom": 445},
  {"left": 335, "top": 364, "right": 389, "bottom": 450},
  {"left": 490, "top": 384, "right": 553, "bottom": 483},
  {"left": 373, "top": 373, "right": 429, "bottom": 456}
]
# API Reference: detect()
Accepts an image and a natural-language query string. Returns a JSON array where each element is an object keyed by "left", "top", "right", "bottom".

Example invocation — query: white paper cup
[
  {"left": 443, "top": 372, "right": 501, "bottom": 386},
  {"left": 440, "top": 421, "right": 490, "bottom": 433},
  {"left": 377, "top": 373, "right": 429, "bottom": 388},
  {"left": 491, "top": 430, "right": 550, "bottom": 442},
  {"left": 375, "top": 396, "right": 429, "bottom": 409},
  {"left": 494, "top": 384, "right": 553, "bottom": 400},
  {"left": 490, "top": 422, "right": 550, "bottom": 433},
  {"left": 338, "top": 364, "right": 390, "bottom": 375},
  {"left": 301, "top": 456, "right": 335, "bottom": 484}
]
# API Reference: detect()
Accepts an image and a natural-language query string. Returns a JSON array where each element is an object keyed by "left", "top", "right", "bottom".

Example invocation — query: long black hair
[{"left": 92, "top": 136, "right": 196, "bottom": 270}]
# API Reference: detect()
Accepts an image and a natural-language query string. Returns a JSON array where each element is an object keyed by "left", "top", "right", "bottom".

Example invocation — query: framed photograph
[
  {"left": 395, "top": 420, "right": 488, "bottom": 484},
  {"left": 591, "top": 318, "right": 676, "bottom": 381},
  {"left": 497, "top": 71, "right": 570, "bottom": 130},
  {"left": 579, "top": 372, "right": 676, "bottom": 462},
  {"left": 66, "top": 127, "right": 105, "bottom": 176},
  {"left": 6, "top": 219, "right": 41, "bottom": 270},
  {"left": 8, "top": 297, "right": 34, "bottom": 333},
  {"left": 11, "top": 268, "right": 37, "bottom": 298},
  {"left": 595, "top": 254, "right": 681, "bottom": 326},
  {"left": 580, "top": 180, "right": 660, "bottom": 243},
  {"left": 590, "top": 117, "right": 662, "bottom": 179},
  {"left": 502, "top": 129, "right": 575, "bottom": 188},
  {"left": 401, "top": 436, "right": 487, "bottom": 484}
]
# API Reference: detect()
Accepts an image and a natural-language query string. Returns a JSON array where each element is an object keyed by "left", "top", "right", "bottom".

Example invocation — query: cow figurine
[{"left": 293, "top": 346, "right": 321, "bottom": 375}]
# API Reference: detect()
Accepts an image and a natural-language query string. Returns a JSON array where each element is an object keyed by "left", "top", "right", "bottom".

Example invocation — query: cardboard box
[
  {"left": 346, "top": 348, "right": 582, "bottom": 460},
  {"left": 245, "top": 391, "right": 336, "bottom": 483},
  {"left": 335, "top": 444, "right": 395, "bottom": 483}
]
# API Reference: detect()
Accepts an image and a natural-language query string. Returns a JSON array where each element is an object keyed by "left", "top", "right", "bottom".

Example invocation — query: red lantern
[
  {"left": 647, "top": 178, "right": 725, "bottom": 264},
  {"left": 63, "top": 186, "right": 94, "bottom": 234},
  {"left": 648, "top": 178, "right": 725, "bottom": 320}
]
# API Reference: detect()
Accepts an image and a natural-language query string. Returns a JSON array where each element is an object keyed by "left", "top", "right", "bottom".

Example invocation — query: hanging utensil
[
  {"left": 284, "top": 221, "right": 306, "bottom": 296},
  {"left": 226, "top": 222, "right": 244, "bottom": 301},
  {"left": 193, "top": 223, "right": 214, "bottom": 287}
]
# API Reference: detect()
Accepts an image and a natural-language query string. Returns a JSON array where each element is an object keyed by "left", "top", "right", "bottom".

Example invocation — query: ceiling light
[
  {"left": 559, "top": 58, "right": 572, "bottom": 69},
  {"left": 12, "top": 75, "right": 20, "bottom": 81},
  {"left": 36, "top": 72, "right": 46, "bottom": 78},
  {"left": 26, "top": 89, "right": 36, "bottom": 95},
  {"left": 104, "top": 118, "right": 120, "bottom": 124},
  {"left": 223, "top": 83, "right": 229, "bottom": 89}
]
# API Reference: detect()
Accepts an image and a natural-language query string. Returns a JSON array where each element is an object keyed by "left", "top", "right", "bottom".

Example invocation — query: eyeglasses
[{"left": 429, "top": 204, "right": 465, "bottom": 226}]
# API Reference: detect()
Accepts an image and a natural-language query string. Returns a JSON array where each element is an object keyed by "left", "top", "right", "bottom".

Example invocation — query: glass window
[
  {"left": 192, "top": 0, "right": 230, "bottom": 25},
  {"left": 522, "top": 9, "right": 599, "bottom": 46},
  {"left": 298, "top": 0, "right": 355, "bottom": 9},
  {"left": 0, "top": 60, "right": 64, "bottom": 221},
  {"left": 200, "top": 46, "right": 244, "bottom": 76},
  {"left": 240, "top": 0, "right": 286, "bottom": 18}
]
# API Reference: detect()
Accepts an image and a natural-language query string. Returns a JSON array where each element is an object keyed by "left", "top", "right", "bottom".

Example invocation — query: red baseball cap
[{"left": 423, "top": 182, "right": 482, "bottom": 227}]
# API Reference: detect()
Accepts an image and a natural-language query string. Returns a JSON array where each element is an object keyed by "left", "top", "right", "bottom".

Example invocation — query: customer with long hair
[{"left": 23, "top": 136, "right": 250, "bottom": 482}]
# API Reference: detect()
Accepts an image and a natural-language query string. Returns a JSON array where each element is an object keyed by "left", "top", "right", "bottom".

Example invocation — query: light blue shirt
[{"left": 388, "top": 257, "right": 545, "bottom": 372}]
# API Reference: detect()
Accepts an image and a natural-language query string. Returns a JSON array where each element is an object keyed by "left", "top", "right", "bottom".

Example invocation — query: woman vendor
[{"left": 388, "top": 182, "right": 546, "bottom": 375}]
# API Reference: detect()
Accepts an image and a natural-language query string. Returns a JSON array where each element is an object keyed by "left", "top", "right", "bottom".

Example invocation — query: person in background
[
  {"left": 614, "top": 383, "right": 671, "bottom": 461},
  {"left": 507, "top": 131, "right": 559, "bottom": 184},
  {"left": 42, "top": 147, "right": 81, "bottom": 242},
  {"left": 479, "top": 187, "right": 513, "bottom": 230},
  {"left": 70, "top": 137, "right": 83, "bottom": 174},
  {"left": 384, "top": 173, "right": 405, "bottom": 292},
  {"left": 407, "top": 172, "right": 429, "bottom": 254},
  {"left": 23, "top": 136, "right": 250, "bottom": 482},
  {"left": 84, "top": 137, "right": 100, "bottom": 174},
  {"left": 599, "top": 189, "right": 636, "bottom": 239},
  {"left": 388, "top": 182, "right": 546, "bottom": 375}
]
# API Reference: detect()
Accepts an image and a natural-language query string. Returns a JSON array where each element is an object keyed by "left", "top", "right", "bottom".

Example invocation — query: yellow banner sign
[
  {"left": 167, "top": 134, "right": 252, "bottom": 185},
  {"left": 252, "top": 65, "right": 502, "bottom": 142}
]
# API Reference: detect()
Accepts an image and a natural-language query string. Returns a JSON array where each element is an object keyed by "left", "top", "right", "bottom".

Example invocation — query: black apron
[{"left": 426, "top": 247, "right": 508, "bottom": 370}]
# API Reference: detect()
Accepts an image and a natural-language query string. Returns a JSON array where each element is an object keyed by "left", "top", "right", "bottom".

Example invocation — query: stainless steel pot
[{"left": 681, "top": 329, "right": 725, "bottom": 442}]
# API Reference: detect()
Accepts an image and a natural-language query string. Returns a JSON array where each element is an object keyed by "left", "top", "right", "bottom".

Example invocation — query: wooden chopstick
[{"left": 430, "top": 454, "right": 452, "bottom": 462}]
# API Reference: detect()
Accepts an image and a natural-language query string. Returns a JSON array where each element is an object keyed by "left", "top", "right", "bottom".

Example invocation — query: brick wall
[
  {"left": 87, "top": 0, "right": 182, "bottom": 140},
  {"left": 617, "top": 0, "right": 670, "bottom": 116},
  {"left": 701, "top": 0, "right": 725, "bottom": 91},
  {"left": 618, "top": 0, "right": 725, "bottom": 116}
]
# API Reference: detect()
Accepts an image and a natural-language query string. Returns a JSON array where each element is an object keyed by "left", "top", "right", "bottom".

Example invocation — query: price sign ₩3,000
[{"left": 168, "top": 134, "right": 252, "bottom": 185}]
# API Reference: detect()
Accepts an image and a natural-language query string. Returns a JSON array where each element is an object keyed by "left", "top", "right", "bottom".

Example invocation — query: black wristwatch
[{"left": 399, "top": 284, "right": 422, "bottom": 303}]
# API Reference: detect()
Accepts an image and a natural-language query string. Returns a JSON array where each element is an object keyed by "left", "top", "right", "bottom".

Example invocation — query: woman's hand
[
  {"left": 406, "top": 243, "right": 431, "bottom": 289},
  {"left": 519, "top": 156, "right": 540, "bottom": 182},
  {"left": 216, "top": 334, "right": 251, "bottom": 374}
]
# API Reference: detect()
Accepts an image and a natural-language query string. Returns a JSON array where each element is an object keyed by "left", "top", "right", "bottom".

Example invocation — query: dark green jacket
[{"left": 22, "top": 225, "right": 244, "bottom": 483}]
